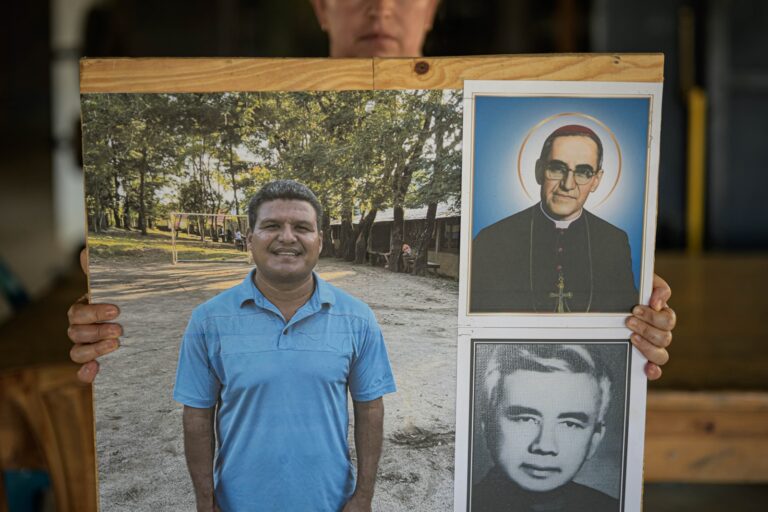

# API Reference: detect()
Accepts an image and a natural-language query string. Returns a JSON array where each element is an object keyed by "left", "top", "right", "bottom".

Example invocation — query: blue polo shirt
[{"left": 173, "top": 270, "right": 396, "bottom": 511}]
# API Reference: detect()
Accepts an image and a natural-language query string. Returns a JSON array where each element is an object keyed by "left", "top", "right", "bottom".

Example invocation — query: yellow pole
[{"left": 686, "top": 87, "right": 707, "bottom": 254}]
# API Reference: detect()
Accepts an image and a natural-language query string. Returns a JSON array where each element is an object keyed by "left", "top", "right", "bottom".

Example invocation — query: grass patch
[{"left": 88, "top": 228, "right": 248, "bottom": 264}]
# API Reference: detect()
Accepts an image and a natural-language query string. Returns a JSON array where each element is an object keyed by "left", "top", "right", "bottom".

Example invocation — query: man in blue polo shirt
[{"left": 173, "top": 180, "right": 396, "bottom": 511}]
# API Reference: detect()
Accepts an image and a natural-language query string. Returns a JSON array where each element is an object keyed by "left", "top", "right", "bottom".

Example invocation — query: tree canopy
[{"left": 82, "top": 90, "right": 462, "bottom": 267}]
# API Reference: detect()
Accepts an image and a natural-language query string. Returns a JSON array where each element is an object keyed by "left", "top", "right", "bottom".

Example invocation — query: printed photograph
[
  {"left": 468, "top": 341, "right": 629, "bottom": 512},
  {"left": 464, "top": 82, "right": 661, "bottom": 316},
  {"left": 81, "top": 89, "right": 465, "bottom": 511}
]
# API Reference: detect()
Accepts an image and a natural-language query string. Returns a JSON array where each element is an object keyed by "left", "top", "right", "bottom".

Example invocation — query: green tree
[{"left": 406, "top": 90, "right": 463, "bottom": 275}]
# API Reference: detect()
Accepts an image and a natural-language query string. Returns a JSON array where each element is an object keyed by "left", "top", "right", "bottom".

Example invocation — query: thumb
[{"left": 80, "top": 248, "right": 89, "bottom": 274}]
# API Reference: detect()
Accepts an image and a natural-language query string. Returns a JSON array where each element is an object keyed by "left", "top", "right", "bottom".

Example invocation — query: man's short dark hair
[
  {"left": 538, "top": 124, "right": 604, "bottom": 170},
  {"left": 247, "top": 180, "right": 324, "bottom": 230}
]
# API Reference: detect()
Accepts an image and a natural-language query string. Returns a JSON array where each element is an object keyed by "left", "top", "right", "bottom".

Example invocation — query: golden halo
[{"left": 516, "top": 112, "right": 622, "bottom": 207}]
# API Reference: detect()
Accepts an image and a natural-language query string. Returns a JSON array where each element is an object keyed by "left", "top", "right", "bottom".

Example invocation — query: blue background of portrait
[{"left": 471, "top": 95, "right": 651, "bottom": 289}]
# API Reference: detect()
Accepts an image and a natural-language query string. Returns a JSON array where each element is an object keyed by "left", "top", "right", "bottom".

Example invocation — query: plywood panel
[
  {"left": 81, "top": 55, "right": 664, "bottom": 94},
  {"left": 80, "top": 58, "right": 374, "bottom": 93},
  {"left": 373, "top": 54, "right": 664, "bottom": 90},
  {"left": 645, "top": 391, "right": 768, "bottom": 483}
]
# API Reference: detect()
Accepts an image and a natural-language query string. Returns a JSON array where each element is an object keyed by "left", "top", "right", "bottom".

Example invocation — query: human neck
[{"left": 253, "top": 272, "right": 315, "bottom": 321}]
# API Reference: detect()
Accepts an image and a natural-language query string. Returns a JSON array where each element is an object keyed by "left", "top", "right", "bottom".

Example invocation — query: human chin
[
  {"left": 263, "top": 260, "right": 311, "bottom": 283},
  {"left": 355, "top": 37, "right": 401, "bottom": 57},
  {"left": 543, "top": 195, "right": 581, "bottom": 220},
  {"left": 508, "top": 463, "right": 570, "bottom": 492}
]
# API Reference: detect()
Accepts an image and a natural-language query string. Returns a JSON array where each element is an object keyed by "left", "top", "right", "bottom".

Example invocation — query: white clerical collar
[{"left": 540, "top": 202, "right": 582, "bottom": 229}]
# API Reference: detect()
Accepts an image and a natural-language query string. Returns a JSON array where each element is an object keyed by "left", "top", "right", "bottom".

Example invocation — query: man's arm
[
  {"left": 343, "top": 398, "right": 385, "bottom": 512},
  {"left": 183, "top": 405, "right": 218, "bottom": 512}
]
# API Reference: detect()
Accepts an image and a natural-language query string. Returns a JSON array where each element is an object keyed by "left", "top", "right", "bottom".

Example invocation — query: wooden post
[{"left": 686, "top": 87, "right": 707, "bottom": 253}]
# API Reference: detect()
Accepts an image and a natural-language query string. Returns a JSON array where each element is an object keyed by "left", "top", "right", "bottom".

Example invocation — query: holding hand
[
  {"left": 341, "top": 493, "right": 373, "bottom": 512},
  {"left": 66, "top": 249, "right": 122, "bottom": 383},
  {"left": 627, "top": 273, "right": 676, "bottom": 380}
]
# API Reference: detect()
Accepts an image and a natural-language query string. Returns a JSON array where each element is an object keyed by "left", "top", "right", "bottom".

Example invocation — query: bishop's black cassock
[{"left": 469, "top": 203, "right": 638, "bottom": 313}]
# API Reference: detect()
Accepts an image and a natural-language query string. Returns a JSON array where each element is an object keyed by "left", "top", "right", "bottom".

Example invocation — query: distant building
[{"left": 331, "top": 203, "right": 461, "bottom": 278}]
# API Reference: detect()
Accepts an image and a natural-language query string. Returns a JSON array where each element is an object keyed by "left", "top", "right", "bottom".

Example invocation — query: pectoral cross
[{"left": 549, "top": 274, "right": 572, "bottom": 313}]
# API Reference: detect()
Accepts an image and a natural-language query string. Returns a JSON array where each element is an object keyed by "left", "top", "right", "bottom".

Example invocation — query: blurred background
[{"left": 1, "top": 0, "right": 766, "bottom": 510}]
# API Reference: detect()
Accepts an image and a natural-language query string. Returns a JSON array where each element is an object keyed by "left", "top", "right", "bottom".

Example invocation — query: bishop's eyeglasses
[{"left": 542, "top": 160, "right": 597, "bottom": 185}]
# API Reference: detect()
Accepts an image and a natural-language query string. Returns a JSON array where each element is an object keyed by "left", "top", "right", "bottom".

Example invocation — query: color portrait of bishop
[{"left": 469, "top": 125, "right": 638, "bottom": 313}]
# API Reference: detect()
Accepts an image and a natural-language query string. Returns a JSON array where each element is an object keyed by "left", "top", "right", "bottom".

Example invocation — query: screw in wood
[{"left": 414, "top": 61, "right": 430, "bottom": 75}]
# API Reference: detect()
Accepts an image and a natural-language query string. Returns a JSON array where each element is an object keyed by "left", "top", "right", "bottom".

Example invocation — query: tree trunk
[
  {"left": 387, "top": 103, "right": 435, "bottom": 271},
  {"left": 229, "top": 145, "right": 240, "bottom": 218},
  {"left": 346, "top": 209, "right": 364, "bottom": 262},
  {"left": 338, "top": 205, "right": 354, "bottom": 259},
  {"left": 387, "top": 206, "right": 405, "bottom": 272},
  {"left": 354, "top": 209, "right": 377, "bottom": 264},
  {"left": 112, "top": 174, "right": 121, "bottom": 228},
  {"left": 138, "top": 153, "right": 148, "bottom": 235},
  {"left": 320, "top": 204, "right": 334, "bottom": 258},
  {"left": 197, "top": 218, "right": 205, "bottom": 241},
  {"left": 413, "top": 202, "right": 438, "bottom": 275}
]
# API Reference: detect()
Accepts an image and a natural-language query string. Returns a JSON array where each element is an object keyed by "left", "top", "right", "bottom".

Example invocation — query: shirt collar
[
  {"left": 236, "top": 268, "right": 336, "bottom": 309},
  {"left": 539, "top": 202, "right": 582, "bottom": 229}
]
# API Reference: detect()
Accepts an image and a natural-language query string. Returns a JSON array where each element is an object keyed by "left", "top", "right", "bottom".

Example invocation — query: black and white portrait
[{"left": 468, "top": 342, "right": 629, "bottom": 512}]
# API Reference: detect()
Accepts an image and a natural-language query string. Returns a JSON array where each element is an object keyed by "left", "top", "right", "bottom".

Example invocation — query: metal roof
[{"left": 330, "top": 202, "right": 460, "bottom": 225}]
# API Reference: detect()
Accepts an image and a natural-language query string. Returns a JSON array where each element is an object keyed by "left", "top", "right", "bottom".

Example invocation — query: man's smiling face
[
  {"left": 493, "top": 370, "right": 604, "bottom": 492},
  {"left": 249, "top": 199, "right": 322, "bottom": 285}
]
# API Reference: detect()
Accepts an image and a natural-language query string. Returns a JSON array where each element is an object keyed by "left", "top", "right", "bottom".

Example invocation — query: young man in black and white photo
[{"left": 472, "top": 343, "right": 623, "bottom": 512}]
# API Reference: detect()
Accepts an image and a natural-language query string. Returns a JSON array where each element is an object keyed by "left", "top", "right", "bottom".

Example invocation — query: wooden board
[
  {"left": 80, "top": 58, "right": 374, "bottom": 93},
  {"left": 653, "top": 252, "right": 768, "bottom": 390},
  {"left": 0, "top": 364, "right": 97, "bottom": 512},
  {"left": 373, "top": 54, "right": 664, "bottom": 89},
  {"left": 80, "top": 54, "right": 664, "bottom": 93},
  {"left": 645, "top": 391, "right": 768, "bottom": 483}
]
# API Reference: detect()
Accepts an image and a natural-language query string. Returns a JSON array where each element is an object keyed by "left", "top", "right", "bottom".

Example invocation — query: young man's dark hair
[{"left": 247, "top": 179, "right": 324, "bottom": 229}]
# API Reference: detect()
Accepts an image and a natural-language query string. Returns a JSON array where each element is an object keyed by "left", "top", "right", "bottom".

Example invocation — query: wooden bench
[
  {"left": 367, "top": 250, "right": 390, "bottom": 266},
  {"left": 402, "top": 256, "right": 440, "bottom": 275}
]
